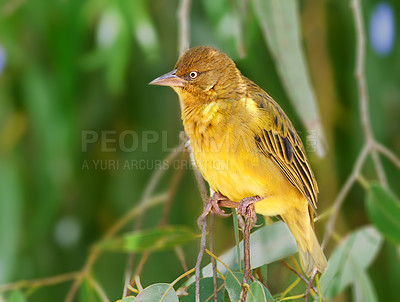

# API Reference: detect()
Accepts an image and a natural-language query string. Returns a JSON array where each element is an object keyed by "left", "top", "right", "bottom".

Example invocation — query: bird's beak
[{"left": 149, "top": 69, "right": 187, "bottom": 87}]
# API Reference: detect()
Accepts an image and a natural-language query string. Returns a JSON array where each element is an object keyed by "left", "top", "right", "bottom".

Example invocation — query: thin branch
[
  {"left": 304, "top": 268, "right": 318, "bottom": 302},
  {"left": 89, "top": 275, "right": 110, "bottom": 302},
  {"left": 178, "top": 0, "right": 190, "bottom": 55},
  {"left": 159, "top": 151, "right": 188, "bottom": 226},
  {"left": 371, "top": 150, "right": 387, "bottom": 187},
  {"left": 209, "top": 213, "right": 218, "bottom": 302},
  {"left": 174, "top": 246, "right": 189, "bottom": 275},
  {"left": 121, "top": 143, "right": 185, "bottom": 297},
  {"left": 279, "top": 261, "right": 318, "bottom": 295},
  {"left": 351, "top": 0, "right": 387, "bottom": 188},
  {"left": 0, "top": 271, "right": 80, "bottom": 294},
  {"left": 239, "top": 215, "right": 253, "bottom": 302},
  {"left": 66, "top": 143, "right": 184, "bottom": 302},
  {"left": 322, "top": 144, "right": 369, "bottom": 249},
  {"left": 374, "top": 142, "right": 400, "bottom": 169},
  {"left": 196, "top": 217, "right": 208, "bottom": 302},
  {"left": 352, "top": 0, "right": 371, "bottom": 143}
]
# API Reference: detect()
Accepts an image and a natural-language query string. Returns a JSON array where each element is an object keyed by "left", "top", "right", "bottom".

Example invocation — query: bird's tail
[{"left": 281, "top": 208, "right": 327, "bottom": 276}]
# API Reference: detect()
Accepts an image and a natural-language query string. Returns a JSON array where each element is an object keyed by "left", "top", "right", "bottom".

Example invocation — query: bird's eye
[{"left": 189, "top": 71, "right": 198, "bottom": 79}]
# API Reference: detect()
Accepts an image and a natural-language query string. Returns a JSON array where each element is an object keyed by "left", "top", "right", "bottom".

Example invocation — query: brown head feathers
[{"left": 174, "top": 47, "right": 243, "bottom": 101}]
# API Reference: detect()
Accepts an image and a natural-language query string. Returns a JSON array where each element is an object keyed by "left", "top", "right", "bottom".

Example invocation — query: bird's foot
[
  {"left": 237, "top": 195, "right": 262, "bottom": 225},
  {"left": 197, "top": 192, "right": 232, "bottom": 229}
]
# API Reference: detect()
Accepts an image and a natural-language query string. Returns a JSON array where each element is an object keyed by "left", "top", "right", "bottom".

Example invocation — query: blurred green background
[{"left": 0, "top": 0, "right": 399, "bottom": 301}]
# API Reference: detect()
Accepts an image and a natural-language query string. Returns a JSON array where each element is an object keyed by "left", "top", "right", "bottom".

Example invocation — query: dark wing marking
[{"left": 248, "top": 80, "right": 319, "bottom": 212}]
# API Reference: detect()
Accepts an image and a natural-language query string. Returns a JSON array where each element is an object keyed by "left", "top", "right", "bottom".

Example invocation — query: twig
[
  {"left": 178, "top": 0, "right": 190, "bottom": 55},
  {"left": 0, "top": 271, "right": 80, "bottom": 294},
  {"left": 279, "top": 261, "right": 318, "bottom": 295},
  {"left": 209, "top": 213, "right": 218, "bottom": 302},
  {"left": 322, "top": 144, "right": 368, "bottom": 249},
  {"left": 65, "top": 144, "right": 183, "bottom": 301},
  {"left": 196, "top": 216, "right": 208, "bottom": 302},
  {"left": 66, "top": 192, "right": 167, "bottom": 302},
  {"left": 254, "top": 267, "right": 268, "bottom": 290},
  {"left": 374, "top": 142, "right": 400, "bottom": 169},
  {"left": 352, "top": 0, "right": 387, "bottom": 188},
  {"left": 239, "top": 215, "right": 252, "bottom": 302},
  {"left": 160, "top": 268, "right": 196, "bottom": 301},
  {"left": 121, "top": 143, "right": 185, "bottom": 297},
  {"left": 159, "top": 150, "right": 188, "bottom": 226},
  {"left": 304, "top": 268, "right": 317, "bottom": 302},
  {"left": 128, "top": 252, "right": 149, "bottom": 290},
  {"left": 174, "top": 246, "right": 189, "bottom": 275},
  {"left": 124, "top": 146, "right": 188, "bottom": 296},
  {"left": 89, "top": 275, "right": 110, "bottom": 302},
  {"left": 322, "top": 0, "right": 399, "bottom": 251}
]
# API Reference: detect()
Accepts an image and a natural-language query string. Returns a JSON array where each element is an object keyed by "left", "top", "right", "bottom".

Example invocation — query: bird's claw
[
  {"left": 237, "top": 196, "right": 262, "bottom": 225},
  {"left": 197, "top": 192, "right": 232, "bottom": 229}
]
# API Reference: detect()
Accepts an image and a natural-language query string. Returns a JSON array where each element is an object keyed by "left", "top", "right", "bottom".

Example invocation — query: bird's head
[{"left": 150, "top": 46, "right": 243, "bottom": 104}]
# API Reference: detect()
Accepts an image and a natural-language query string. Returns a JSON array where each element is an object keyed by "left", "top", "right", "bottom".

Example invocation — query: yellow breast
[{"left": 183, "top": 99, "right": 303, "bottom": 215}]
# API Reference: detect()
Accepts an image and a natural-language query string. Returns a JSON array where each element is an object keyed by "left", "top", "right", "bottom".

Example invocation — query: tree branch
[
  {"left": 322, "top": 144, "right": 368, "bottom": 249},
  {"left": 178, "top": 0, "right": 190, "bottom": 55},
  {"left": 352, "top": 0, "right": 387, "bottom": 188},
  {"left": 374, "top": 142, "right": 400, "bottom": 169},
  {"left": 0, "top": 271, "right": 80, "bottom": 294}
]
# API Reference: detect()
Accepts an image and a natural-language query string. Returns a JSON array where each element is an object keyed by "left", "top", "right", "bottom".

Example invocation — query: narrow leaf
[
  {"left": 134, "top": 283, "right": 178, "bottom": 302},
  {"left": 366, "top": 183, "right": 400, "bottom": 244},
  {"left": 253, "top": 0, "right": 325, "bottom": 156},
  {"left": 319, "top": 226, "right": 382, "bottom": 300},
  {"left": 352, "top": 269, "right": 378, "bottom": 302},
  {"left": 98, "top": 226, "right": 197, "bottom": 253},
  {"left": 117, "top": 297, "right": 134, "bottom": 302},
  {"left": 246, "top": 281, "right": 274, "bottom": 302},
  {"left": 7, "top": 290, "right": 26, "bottom": 302}
]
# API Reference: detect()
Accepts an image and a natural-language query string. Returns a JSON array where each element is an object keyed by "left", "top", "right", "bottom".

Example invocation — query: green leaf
[
  {"left": 319, "top": 226, "right": 382, "bottom": 300},
  {"left": 246, "top": 281, "right": 274, "bottom": 302},
  {"left": 225, "top": 272, "right": 248, "bottom": 302},
  {"left": 97, "top": 226, "right": 197, "bottom": 253},
  {"left": 252, "top": 0, "right": 325, "bottom": 157},
  {"left": 180, "top": 277, "right": 225, "bottom": 302},
  {"left": 366, "top": 183, "right": 400, "bottom": 244},
  {"left": 201, "top": 222, "right": 297, "bottom": 278},
  {"left": 7, "top": 290, "right": 26, "bottom": 302},
  {"left": 352, "top": 269, "right": 378, "bottom": 302},
  {"left": 133, "top": 283, "right": 178, "bottom": 302},
  {"left": 117, "top": 297, "right": 135, "bottom": 302}
]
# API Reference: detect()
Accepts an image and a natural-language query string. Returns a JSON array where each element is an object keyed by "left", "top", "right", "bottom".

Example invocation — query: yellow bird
[{"left": 150, "top": 46, "right": 327, "bottom": 275}]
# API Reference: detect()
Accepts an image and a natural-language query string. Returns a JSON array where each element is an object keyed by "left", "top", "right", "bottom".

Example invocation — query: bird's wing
[{"left": 248, "top": 84, "right": 319, "bottom": 212}]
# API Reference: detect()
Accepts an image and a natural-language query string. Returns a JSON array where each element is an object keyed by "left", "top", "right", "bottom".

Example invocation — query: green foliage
[
  {"left": 180, "top": 277, "right": 225, "bottom": 302},
  {"left": 366, "top": 183, "right": 400, "bottom": 244},
  {"left": 319, "top": 226, "right": 382, "bottom": 300},
  {"left": 132, "top": 283, "right": 178, "bottom": 302},
  {"left": 97, "top": 226, "right": 197, "bottom": 253},
  {"left": 225, "top": 272, "right": 249, "bottom": 302},
  {"left": 246, "top": 281, "right": 274, "bottom": 302},
  {"left": 7, "top": 291, "right": 26, "bottom": 302},
  {"left": 200, "top": 221, "right": 297, "bottom": 278},
  {"left": 253, "top": 0, "right": 325, "bottom": 156}
]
